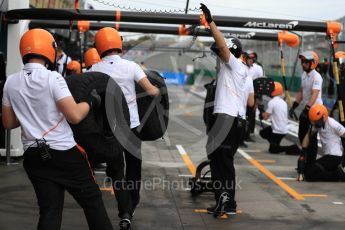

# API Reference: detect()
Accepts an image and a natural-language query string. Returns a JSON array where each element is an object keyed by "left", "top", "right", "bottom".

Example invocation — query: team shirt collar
[
  {"left": 23, "top": 63, "right": 47, "bottom": 70},
  {"left": 102, "top": 54, "right": 121, "bottom": 62}
]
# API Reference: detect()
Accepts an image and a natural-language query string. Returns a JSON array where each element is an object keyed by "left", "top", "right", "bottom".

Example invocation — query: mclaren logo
[
  {"left": 226, "top": 32, "right": 256, "bottom": 39},
  {"left": 244, "top": 21, "right": 299, "bottom": 29}
]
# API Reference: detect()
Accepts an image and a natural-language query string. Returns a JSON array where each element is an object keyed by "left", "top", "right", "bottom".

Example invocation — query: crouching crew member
[
  {"left": 88, "top": 27, "right": 159, "bottom": 229},
  {"left": 84, "top": 48, "right": 101, "bottom": 70},
  {"left": 297, "top": 104, "right": 345, "bottom": 181},
  {"left": 259, "top": 82, "right": 300, "bottom": 155},
  {"left": 66, "top": 60, "right": 81, "bottom": 76},
  {"left": 2, "top": 29, "right": 113, "bottom": 230},
  {"left": 201, "top": 3, "right": 247, "bottom": 217}
]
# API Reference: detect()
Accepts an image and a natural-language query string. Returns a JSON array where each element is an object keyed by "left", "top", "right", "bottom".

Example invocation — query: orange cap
[
  {"left": 327, "top": 21, "right": 342, "bottom": 35},
  {"left": 84, "top": 48, "right": 100, "bottom": 68},
  {"left": 308, "top": 104, "right": 328, "bottom": 122},
  {"left": 278, "top": 31, "right": 300, "bottom": 47},
  {"left": 95, "top": 27, "right": 122, "bottom": 57},
  {"left": 67, "top": 60, "right": 81, "bottom": 74},
  {"left": 20, "top": 29, "right": 56, "bottom": 64},
  {"left": 271, "top": 82, "right": 283, "bottom": 97},
  {"left": 77, "top": 21, "right": 90, "bottom": 32}
]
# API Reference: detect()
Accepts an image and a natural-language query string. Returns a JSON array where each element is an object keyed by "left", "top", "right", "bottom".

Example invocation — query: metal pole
[
  {"left": 6, "top": 8, "right": 339, "bottom": 33},
  {"left": 78, "top": 31, "right": 82, "bottom": 72},
  {"left": 280, "top": 43, "right": 292, "bottom": 107},
  {"left": 329, "top": 35, "right": 345, "bottom": 124},
  {"left": 185, "top": 0, "right": 189, "bottom": 14},
  {"left": 288, "top": 32, "right": 302, "bottom": 91},
  {"left": 28, "top": 20, "right": 279, "bottom": 41}
]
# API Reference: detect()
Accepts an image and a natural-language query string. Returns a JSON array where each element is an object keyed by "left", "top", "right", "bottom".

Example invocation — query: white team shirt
[
  {"left": 88, "top": 55, "right": 146, "bottom": 128},
  {"left": 245, "top": 65, "right": 255, "bottom": 81},
  {"left": 318, "top": 117, "right": 345, "bottom": 157},
  {"left": 301, "top": 69, "right": 323, "bottom": 105},
  {"left": 214, "top": 53, "right": 248, "bottom": 118},
  {"left": 252, "top": 63, "right": 264, "bottom": 80},
  {"left": 241, "top": 67, "right": 254, "bottom": 119},
  {"left": 2, "top": 63, "right": 76, "bottom": 150},
  {"left": 266, "top": 96, "right": 289, "bottom": 134},
  {"left": 56, "top": 53, "right": 71, "bottom": 77},
  {"left": 246, "top": 63, "right": 263, "bottom": 81}
]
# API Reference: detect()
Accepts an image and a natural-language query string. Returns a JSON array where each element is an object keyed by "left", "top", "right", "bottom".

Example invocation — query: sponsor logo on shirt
[{"left": 244, "top": 21, "right": 299, "bottom": 30}]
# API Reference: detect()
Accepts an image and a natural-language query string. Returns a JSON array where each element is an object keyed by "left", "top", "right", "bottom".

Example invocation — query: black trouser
[
  {"left": 305, "top": 155, "right": 342, "bottom": 181},
  {"left": 260, "top": 126, "right": 298, "bottom": 153},
  {"left": 106, "top": 128, "right": 142, "bottom": 218},
  {"left": 298, "top": 113, "right": 318, "bottom": 164},
  {"left": 206, "top": 114, "right": 245, "bottom": 209},
  {"left": 23, "top": 146, "right": 113, "bottom": 230},
  {"left": 244, "top": 106, "right": 256, "bottom": 139}
]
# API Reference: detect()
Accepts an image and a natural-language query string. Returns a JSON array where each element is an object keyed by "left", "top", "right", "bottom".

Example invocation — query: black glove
[
  {"left": 300, "top": 105, "right": 311, "bottom": 121},
  {"left": 82, "top": 89, "right": 101, "bottom": 110},
  {"left": 200, "top": 3, "right": 213, "bottom": 24},
  {"left": 289, "top": 101, "right": 299, "bottom": 119}
]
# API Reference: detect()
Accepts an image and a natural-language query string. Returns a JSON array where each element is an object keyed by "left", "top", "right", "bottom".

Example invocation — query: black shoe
[
  {"left": 93, "top": 163, "right": 107, "bottom": 171},
  {"left": 337, "top": 164, "right": 345, "bottom": 180},
  {"left": 212, "top": 192, "right": 230, "bottom": 218},
  {"left": 268, "top": 147, "right": 280, "bottom": 154},
  {"left": 239, "top": 142, "right": 248, "bottom": 148},
  {"left": 119, "top": 218, "right": 131, "bottom": 230},
  {"left": 119, "top": 213, "right": 132, "bottom": 230},
  {"left": 245, "top": 137, "right": 256, "bottom": 142},
  {"left": 285, "top": 145, "right": 300, "bottom": 155},
  {"left": 207, "top": 205, "right": 237, "bottom": 215}
]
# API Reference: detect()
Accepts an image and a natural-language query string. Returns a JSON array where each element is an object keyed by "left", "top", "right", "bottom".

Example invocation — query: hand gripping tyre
[
  {"left": 135, "top": 70, "right": 169, "bottom": 141},
  {"left": 65, "top": 72, "right": 130, "bottom": 164}
]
